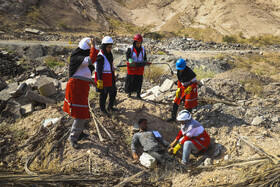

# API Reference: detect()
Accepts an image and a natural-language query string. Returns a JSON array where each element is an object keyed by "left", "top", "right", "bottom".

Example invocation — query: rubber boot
[{"left": 166, "top": 103, "right": 179, "bottom": 122}]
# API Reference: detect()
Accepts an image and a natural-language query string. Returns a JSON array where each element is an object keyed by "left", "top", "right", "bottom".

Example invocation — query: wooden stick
[
  {"left": 93, "top": 114, "right": 115, "bottom": 141},
  {"left": 216, "top": 159, "right": 268, "bottom": 169},
  {"left": 114, "top": 170, "right": 146, "bottom": 187},
  {"left": 233, "top": 132, "right": 279, "bottom": 164},
  {"left": 92, "top": 115, "right": 104, "bottom": 142},
  {"left": 88, "top": 100, "right": 104, "bottom": 142}
]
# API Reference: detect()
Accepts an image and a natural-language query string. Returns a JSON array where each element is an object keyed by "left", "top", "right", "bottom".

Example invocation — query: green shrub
[
  {"left": 144, "top": 32, "right": 163, "bottom": 40},
  {"left": 57, "top": 23, "right": 68, "bottom": 31},
  {"left": 193, "top": 66, "right": 216, "bottom": 80},
  {"left": 157, "top": 51, "right": 166, "bottom": 55},
  {"left": 44, "top": 56, "right": 65, "bottom": 68},
  {"left": 222, "top": 35, "right": 238, "bottom": 43},
  {"left": 27, "top": 6, "right": 41, "bottom": 22},
  {"left": 144, "top": 65, "right": 166, "bottom": 82}
]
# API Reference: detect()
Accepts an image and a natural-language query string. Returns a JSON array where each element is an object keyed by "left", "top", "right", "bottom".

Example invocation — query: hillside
[{"left": 1, "top": 0, "right": 280, "bottom": 37}]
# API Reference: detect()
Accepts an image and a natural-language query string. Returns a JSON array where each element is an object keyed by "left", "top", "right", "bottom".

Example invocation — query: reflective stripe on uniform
[
  {"left": 64, "top": 98, "right": 88, "bottom": 108},
  {"left": 185, "top": 97, "right": 197, "bottom": 101},
  {"left": 193, "top": 139, "right": 205, "bottom": 149}
]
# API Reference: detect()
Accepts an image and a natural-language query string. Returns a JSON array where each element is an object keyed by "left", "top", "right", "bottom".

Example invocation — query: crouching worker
[
  {"left": 131, "top": 118, "right": 172, "bottom": 166},
  {"left": 169, "top": 110, "right": 210, "bottom": 165},
  {"left": 63, "top": 37, "right": 98, "bottom": 149}
]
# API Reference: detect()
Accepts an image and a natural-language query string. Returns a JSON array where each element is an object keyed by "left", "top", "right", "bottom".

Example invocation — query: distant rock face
[{"left": 0, "top": 0, "right": 39, "bottom": 14}]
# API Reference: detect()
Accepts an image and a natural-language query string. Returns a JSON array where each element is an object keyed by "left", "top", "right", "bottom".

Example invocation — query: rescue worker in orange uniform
[
  {"left": 169, "top": 110, "right": 210, "bottom": 165},
  {"left": 167, "top": 58, "right": 198, "bottom": 122},
  {"left": 95, "top": 36, "right": 117, "bottom": 116},
  {"left": 63, "top": 37, "right": 99, "bottom": 149},
  {"left": 124, "top": 34, "right": 150, "bottom": 99}
]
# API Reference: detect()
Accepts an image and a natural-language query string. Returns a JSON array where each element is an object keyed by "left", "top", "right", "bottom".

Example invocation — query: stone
[
  {"left": 145, "top": 94, "right": 156, "bottom": 101},
  {"left": 0, "top": 100, "right": 7, "bottom": 113},
  {"left": 159, "top": 79, "right": 174, "bottom": 92},
  {"left": 60, "top": 82, "right": 67, "bottom": 91},
  {"left": 24, "top": 28, "right": 41, "bottom": 34},
  {"left": 0, "top": 79, "right": 7, "bottom": 91},
  {"left": 26, "top": 90, "right": 55, "bottom": 104},
  {"left": 1, "top": 100, "right": 22, "bottom": 120},
  {"left": 0, "top": 137, "right": 5, "bottom": 147},
  {"left": 251, "top": 116, "right": 264, "bottom": 126},
  {"left": 0, "top": 83, "right": 18, "bottom": 102},
  {"left": 204, "top": 158, "right": 212, "bottom": 166},
  {"left": 25, "top": 78, "right": 37, "bottom": 87},
  {"left": 38, "top": 82, "right": 57, "bottom": 97},
  {"left": 21, "top": 103, "right": 34, "bottom": 116},
  {"left": 224, "top": 155, "right": 230, "bottom": 161},
  {"left": 33, "top": 76, "right": 56, "bottom": 89},
  {"left": 272, "top": 116, "right": 279, "bottom": 122}
]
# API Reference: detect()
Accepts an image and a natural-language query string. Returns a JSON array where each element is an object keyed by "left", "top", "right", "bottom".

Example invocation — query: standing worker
[
  {"left": 167, "top": 58, "right": 198, "bottom": 122},
  {"left": 63, "top": 37, "right": 99, "bottom": 149},
  {"left": 169, "top": 110, "right": 210, "bottom": 165},
  {"left": 95, "top": 36, "right": 117, "bottom": 116},
  {"left": 125, "top": 34, "right": 150, "bottom": 99}
]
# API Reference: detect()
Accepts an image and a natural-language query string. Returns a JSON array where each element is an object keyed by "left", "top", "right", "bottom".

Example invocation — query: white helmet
[
  {"left": 78, "top": 37, "right": 91, "bottom": 50},
  {"left": 176, "top": 110, "right": 191, "bottom": 121},
  {"left": 102, "top": 36, "right": 113, "bottom": 44}
]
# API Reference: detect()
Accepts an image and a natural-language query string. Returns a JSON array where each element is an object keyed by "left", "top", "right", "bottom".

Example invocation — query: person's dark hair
[{"left": 138, "top": 118, "right": 147, "bottom": 125}]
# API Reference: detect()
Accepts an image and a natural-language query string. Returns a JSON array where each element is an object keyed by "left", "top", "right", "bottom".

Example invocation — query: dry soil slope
[{"left": 127, "top": 0, "right": 280, "bottom": 37}]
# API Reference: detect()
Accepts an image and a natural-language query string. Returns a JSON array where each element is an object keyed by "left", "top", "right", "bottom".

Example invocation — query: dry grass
[
  {"left": 44, "top": 56, "right": 66, "bottom": 69},
  {"left": 222, "top": 33, "right": 280, "bottom": 46},
  {"left": 144, "top": 65, "right": 166, "bottom": 82},
  {"left": 178, "top": 27, "right": 223, "bottom": 42},
  {"left": 193, "top": 66, "right": 216, "bottom": 81}
]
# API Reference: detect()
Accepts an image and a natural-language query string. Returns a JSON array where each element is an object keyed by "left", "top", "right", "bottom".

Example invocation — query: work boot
[
  {"left": 77, "top": 132, "right": 89, "bottom": 141},
  {"left": 108, "top": 107, "right": 118, "bottom": 112},
  {"left": 101, "top": 109, "right": 111, "bottom": 117},
  {"left": 136, "top": 93, "right": 142, "bottom": 100},
  {"left": 70, "top": 141, "right": 79, "bottom": 149},
  {"left": 166, "top": 103, "right": 179, "bottom": 122}
]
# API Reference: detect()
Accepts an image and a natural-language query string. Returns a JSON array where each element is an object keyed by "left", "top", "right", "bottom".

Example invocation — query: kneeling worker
[
  {"left": 169, "top": 110, "right": 210, "bottom": 165},
  {"left": 131, "top": 118, "right": 172, "bottom": 165}
]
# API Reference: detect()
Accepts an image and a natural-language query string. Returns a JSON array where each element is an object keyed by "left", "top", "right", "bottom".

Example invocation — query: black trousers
[
  {"left": 99, "top": 87, "right": 117, "bottom": 110},
  {"left": 125, "top": 74, "right": 143, "bottom": 96}
]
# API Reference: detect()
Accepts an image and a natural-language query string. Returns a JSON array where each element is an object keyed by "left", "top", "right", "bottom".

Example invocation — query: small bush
[
  {"left": 44, "top": 56, "right": 65, "bottom": 68},
  {"left": 57, "top": 22, "right": 68, "bottom": 31},
  {"left": 157, "top": 51, "right": 166, "bottom": 55},
  {"left": 222, "top": 35, "right": 238, "bottom": 43},
  {"left": 144, "top": 65, "right": 166, "bottom": 82},
  {"left": 27, "top": 6, "right": 41, "bottom": 22},
  {"left": 144, "top": 32, "right": 164, "bottom": 40},
  {"left": 193, "top": 66, "right": 216, "bottom": 80}
]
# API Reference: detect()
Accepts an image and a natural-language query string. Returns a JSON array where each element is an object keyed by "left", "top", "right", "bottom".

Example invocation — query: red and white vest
[
  {"left": 94, "top": 50, "right": 115, "bottom": 87},
  {"left": 127, "top": 46, "right": 145, "bottom": 75}
]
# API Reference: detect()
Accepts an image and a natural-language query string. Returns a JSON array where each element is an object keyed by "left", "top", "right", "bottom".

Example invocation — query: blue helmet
[{"left": 176, "top": 58, "right": 186, "bottom": 70}]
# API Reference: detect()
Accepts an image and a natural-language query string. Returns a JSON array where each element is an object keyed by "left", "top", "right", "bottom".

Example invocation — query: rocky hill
[
  {"left": 0, "top": 36, "right": 279, "bottom": 186},
  {"left": 1, "top": 0, "right": 280, "bottom": 37}
]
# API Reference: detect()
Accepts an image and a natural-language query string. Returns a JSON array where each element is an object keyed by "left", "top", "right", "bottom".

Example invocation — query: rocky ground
[{"left": 0, "top": 35, "right": 280, "bottom": 186}]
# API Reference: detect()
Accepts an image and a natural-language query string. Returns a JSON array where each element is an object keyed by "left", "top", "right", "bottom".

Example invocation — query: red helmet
[{"left": 134, "top": 34, "right": 143, "bottom": 42}]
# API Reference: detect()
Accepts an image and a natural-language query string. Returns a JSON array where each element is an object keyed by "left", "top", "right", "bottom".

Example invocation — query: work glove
[
  {"left": 173, "top": 143, "right": 181, "bottom": 154},
  {"left": 128, "top": 58, "right": 135, "bottom": 67},
  {"left": 175, "top": 88, "right": 181, "bottom": 98},
  {"left": 184, "top": 86, "right": 192, "bottom": 95},
  {"left": 170, "top": 139, "right": 178, "bottom": 148},
  {"left": 97, "top": 80, "right": 103, "bottom": 90}
]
